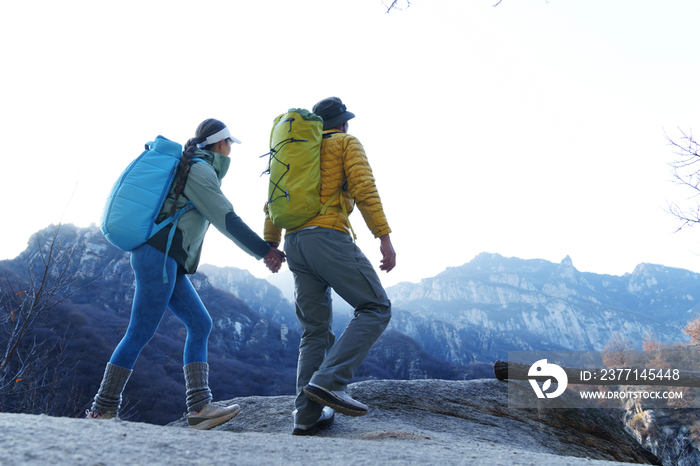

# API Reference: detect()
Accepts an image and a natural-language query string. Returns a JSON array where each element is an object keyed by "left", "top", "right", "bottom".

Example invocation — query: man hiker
[{"left": 264, "top": 96, "right": 396, "bottom": 436}]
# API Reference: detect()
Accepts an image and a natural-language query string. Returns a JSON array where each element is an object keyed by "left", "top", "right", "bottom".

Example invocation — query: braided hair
[{"left": 170, "top": 119, "right": 227, "bottom": 215}]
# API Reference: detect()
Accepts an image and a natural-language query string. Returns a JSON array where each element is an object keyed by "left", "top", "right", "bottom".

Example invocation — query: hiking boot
[
  {"left": 292, "top": 407, "right": 335, "bottom": 436},
  {"left": 303, "top": 383, "right": 368, "bottom": 417},
  {"left": 187, "top": 401, "right": 241, "bottom": 430},
  {"left": 86, "top": 410, "right": 117, "bottom": 420}
]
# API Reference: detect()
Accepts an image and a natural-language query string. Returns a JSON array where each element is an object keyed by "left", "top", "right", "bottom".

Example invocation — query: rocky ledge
[{"left": 1, "top": 379, "right": 659, "bottom": 465}]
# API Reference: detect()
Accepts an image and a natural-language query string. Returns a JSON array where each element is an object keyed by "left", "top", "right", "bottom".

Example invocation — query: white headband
[{"left": 196, "top": 127, "right": 242, "bottom": 148}]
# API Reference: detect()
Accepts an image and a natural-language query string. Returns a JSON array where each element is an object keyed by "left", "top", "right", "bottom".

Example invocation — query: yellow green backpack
[{"left": 263, "top": 108, "right": 354, "bottom": 237}]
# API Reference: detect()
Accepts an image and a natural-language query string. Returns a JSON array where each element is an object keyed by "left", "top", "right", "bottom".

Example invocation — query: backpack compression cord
[{"left": 262, "top": 133, "right": 307, "bottom": 204}]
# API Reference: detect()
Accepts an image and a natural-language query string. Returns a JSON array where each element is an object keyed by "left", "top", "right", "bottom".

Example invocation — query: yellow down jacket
[{"left": 264, "top": 129, "right": 391, "bottom": 244}]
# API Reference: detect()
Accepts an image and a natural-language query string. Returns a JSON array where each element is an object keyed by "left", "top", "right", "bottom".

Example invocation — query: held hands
[
  {"left": 379, "top": 234, "right": 396, "bottom": 273},
  {"left": 264, "top": 246, "right": 286, "bottom": 273}
]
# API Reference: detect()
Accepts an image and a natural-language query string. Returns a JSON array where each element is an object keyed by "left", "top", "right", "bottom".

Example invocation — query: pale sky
[{"left": 2, "top": 0, "right": 699, "bottom": 288}]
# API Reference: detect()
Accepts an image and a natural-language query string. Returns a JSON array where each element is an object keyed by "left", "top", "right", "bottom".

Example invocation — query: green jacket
[{"left": 148, "top": 148, "right": 270, "bottom": 273}]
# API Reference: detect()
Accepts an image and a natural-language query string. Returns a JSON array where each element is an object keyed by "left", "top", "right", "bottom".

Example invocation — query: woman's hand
[{"left": 264, "top": 247, "right": 286, "bottom": 273}]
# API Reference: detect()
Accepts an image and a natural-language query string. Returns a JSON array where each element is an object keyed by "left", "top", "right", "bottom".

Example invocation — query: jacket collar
[
  {"left": 323, "top": 128, "right": 344, "bottom": 139},
  {"left": 194, "top": 148, "right": 230, "bottom": 179}
]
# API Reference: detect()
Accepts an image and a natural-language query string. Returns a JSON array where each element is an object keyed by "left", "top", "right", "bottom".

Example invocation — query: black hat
[{"left": 312, "top": 97, "right": 355, "bottom": 130}]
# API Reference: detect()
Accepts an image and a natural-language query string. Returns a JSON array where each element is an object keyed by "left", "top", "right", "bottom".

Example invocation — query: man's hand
[
  {"left": 379, "top": 234, "right": 396, "bottom": 272},
  {"left": 264, "top": 247, "right": 286, "bottom": 273}
]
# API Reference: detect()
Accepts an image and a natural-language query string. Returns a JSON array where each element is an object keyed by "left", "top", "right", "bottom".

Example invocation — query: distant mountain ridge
[
  {"left": 199, "top": 250, "right": 700, "bottom": 374},
  {"left": 383, "top": 252, "right": 699, "bottom": 365},
  {"left": 198, "top": 266, "right": 356, "bottom": 335},
  {"left": 196, "top": 264, "right": 298, "bottom": 328}
]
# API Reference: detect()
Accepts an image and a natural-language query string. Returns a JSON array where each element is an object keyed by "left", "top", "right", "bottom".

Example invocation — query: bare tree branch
[
  {"left": 384, "top": 0, "right": 411, "bottom": 13},
  {"left": 0, "top": 224, "right": 93, "bottom": 415},
  {"left": 665, "top": 129, "right": 700, "bottom": 231},
  {"left": 493, "top": 0, "right": 549, "bottom": 7}
]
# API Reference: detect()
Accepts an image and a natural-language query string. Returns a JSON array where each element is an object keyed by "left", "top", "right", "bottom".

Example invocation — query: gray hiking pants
[{"left": 285, "top": 228, "right": 391, "bottom": 426}]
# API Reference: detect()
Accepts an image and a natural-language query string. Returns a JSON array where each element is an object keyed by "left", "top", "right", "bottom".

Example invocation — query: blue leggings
[{"left": 109, "top": 244, "right": 212, "bottom": 370}]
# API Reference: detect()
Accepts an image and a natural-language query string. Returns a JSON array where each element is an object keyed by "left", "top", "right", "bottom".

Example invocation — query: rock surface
[
  {"left": 0, "top": 378, "right": 659, "bottom": 465},
  {"left": 619, "top": 385, "right": 700, "bottom": 466}
]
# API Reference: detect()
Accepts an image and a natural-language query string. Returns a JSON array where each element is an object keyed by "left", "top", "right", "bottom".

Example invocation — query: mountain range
[
  {"left": 202, "top": 251, "right": 700, "bottom": 365},
  {"left": 383, "top": 253, "right": 699, "bottom": 364}
]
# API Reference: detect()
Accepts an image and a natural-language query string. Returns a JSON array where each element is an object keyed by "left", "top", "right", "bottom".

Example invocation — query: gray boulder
[
  {"left": 169, "top": 378, "right": 660, "bottom": 465},
  {"left": 0, "top": 378, "right": 660, "bottom": 465}
]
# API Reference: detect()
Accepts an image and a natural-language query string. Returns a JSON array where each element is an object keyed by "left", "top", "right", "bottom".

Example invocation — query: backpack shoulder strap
[
  {"left": 155, "top": 157, "right": 206, "bottom": 283},
  {"left": 320, "top": 187, "right": 357, "bottom": 242}
]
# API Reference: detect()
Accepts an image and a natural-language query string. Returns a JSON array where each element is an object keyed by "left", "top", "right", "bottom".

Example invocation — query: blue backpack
[{"left": 101, "top": 135, "right": 201, "bottom": 282}]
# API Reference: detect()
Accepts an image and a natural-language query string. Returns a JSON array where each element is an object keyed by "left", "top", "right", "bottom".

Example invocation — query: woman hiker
[{"left": 87, "top": 119, "right": 285, "bottom": 429}]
